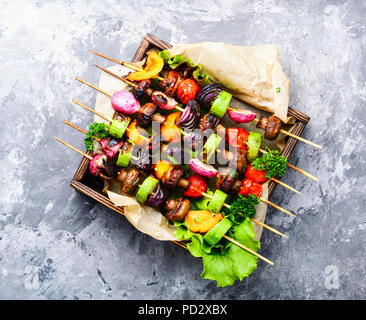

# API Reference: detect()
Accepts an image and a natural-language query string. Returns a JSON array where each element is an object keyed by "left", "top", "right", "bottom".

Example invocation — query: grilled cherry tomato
[
  {"left": 177, "top": 79, "right": 200, "bottom": 104},
  {"left": 245, "top": 164, "right": 267, "bottom": 183},
  {"left": 239, "top": 178, "right": 262, "bottom": 198},
  {"left": 226, "top": 128, "right": 249, "bottom": 149},
  {"left": 184, "top": 174, "right": 208, "bottom": 198},
  {"left": 161, "top": 112, "right": 181, "bottom": 144}
]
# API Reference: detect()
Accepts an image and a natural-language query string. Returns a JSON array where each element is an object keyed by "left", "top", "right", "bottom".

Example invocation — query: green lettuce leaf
[
  {"left": 175, "top": 218, "right": 260, "bottom": 287},
  {"left": 159, "top": 50, "right": 210, "bottom": 85}
]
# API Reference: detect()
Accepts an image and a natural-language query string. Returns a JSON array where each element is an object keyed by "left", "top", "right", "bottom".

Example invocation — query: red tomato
[
  {"left": 226, "top": 128, "right": 249, "bottom": 149},
  {"left": 245, "top": 164, "right": 267, "bottom": 183},
  {"left": 177, "top": 79, "right": 200, "bottom": 104},
  {"left": 239, "top": 178, "right": 262, "bottom": 198},
  {"left": 239, "top": 179, "right": 252, "bottom": 197},
  {"left": 248, "top": 181, "right": 262, "bottom": 198},
  {"left": 184, "top": 174, "right": 208, "bottom": 198}
]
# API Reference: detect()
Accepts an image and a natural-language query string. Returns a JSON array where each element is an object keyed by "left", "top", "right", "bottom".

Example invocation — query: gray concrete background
[{"left": 0, "top": 0, "right": 365, "bottom": 299}]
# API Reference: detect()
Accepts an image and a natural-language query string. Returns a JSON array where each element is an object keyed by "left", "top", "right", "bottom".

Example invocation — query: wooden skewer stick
[
  {"left": 54, "top": 137, "right": 93, "bottom": 160},
  {"left": 257, "top": 197, "right": 296, "bottom": 218},
  {"left": 222, "top": 235, "right": 274, "bottom": 266},
  {"left": 94, "top": 64, "right": 138, "bottom": 88},
  {"left": 71, "top": 99, "right": 149, "bottom": 142},
  {"left": 286, "top": 162, "right": 317, "bottom": 182},
  {"left": 89, "top": 50, "right": 164, "bottom": 81},
  {"left": 93, "top": 64, "right": 185, "bottom": 113},
  {"left": 55, "top": 136, "right": 273, "bottom": 265},
  {"left": 76, "top": 77, "right": 113, "bottom": 98},
  {"left": 202, "top": 192, "right": 288, "bottom": 238},
  {"left": 270, "top": 177, "right": 301, "bottom": 195},
  {"left": 252, "top": 118, "right": 323, "bottom": 150}
]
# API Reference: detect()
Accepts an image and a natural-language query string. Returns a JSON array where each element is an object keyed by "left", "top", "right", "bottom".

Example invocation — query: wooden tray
[{"left": 70, "top": 33, "right": 310, "bottom": 246}]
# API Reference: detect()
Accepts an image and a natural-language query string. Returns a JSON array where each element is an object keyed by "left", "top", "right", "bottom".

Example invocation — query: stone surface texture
[{"left": 0, "top": 0, "right": 365, "bottom": 299}]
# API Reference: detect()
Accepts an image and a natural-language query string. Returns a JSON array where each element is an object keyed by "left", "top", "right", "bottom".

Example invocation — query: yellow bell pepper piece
[
  {"left": 161, "top": 112, "right": 181, "bottom": 144},
  {"left": 126, "top": 51, "right": 164, "bottom": 81},
  {"left": 185, "top": 210, "right": 223, "bottom": 234},
  {"left": 154, "top": 160, "right": 171, "bottom": 180}
]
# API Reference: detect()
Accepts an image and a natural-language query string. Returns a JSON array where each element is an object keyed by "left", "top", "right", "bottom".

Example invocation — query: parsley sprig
[
  {"left": 223, "top": 194, "right": 260, "bottom": 224},
  {"left": 252, "top": 149, "right": 287, "bottom": 178},
  {"left": 84, "top": 122, "right": 109, "bottom": 151}
]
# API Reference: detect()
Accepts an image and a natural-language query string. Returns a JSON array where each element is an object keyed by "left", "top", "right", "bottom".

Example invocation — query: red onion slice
[
  {"left": 176, "top": 100, "right": 201, "bottom": 129},
  {"left": 151, "top": 91, "right": 178, "bottom": 110},
  {"left": 99, "top": 138, "right": 124, "bottom": 159},
  {"left": 227, "top": 108, "right": 257, "bottom": 123},
  {"left": 189, "top": 158, "right": 218, "bottom": 177}
]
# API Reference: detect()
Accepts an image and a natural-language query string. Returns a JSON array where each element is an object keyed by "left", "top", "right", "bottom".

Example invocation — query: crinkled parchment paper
[
  {"left": 167, "top": 42, "right": 291, "bottom": 123},
  {"left": 93, "top": 40, "right": 292, "bottom": 241}
]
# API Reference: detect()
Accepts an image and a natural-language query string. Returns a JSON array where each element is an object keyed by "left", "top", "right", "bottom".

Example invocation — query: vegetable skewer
[
  {"left": 73, "top": 97, "right": 300, "bottom": 196},
  {"left": 90, "top": 51, "right": 321, "bottom": 149},
  {"left": 74, "top": 76, "right": 302, "bottom": 194},
  {"left": 55, "top": 136, "right": 274, "bottom": 266},
  {"left": 94, "top": 63, "right": 317, "bottom": 182},
  {"left": 64, "top": 120, "right": 292, "bottom": 237},
  {"left": 65, "top": 120, "right": 295, "bottom": 219},
  {"left": 76, "top": 75, "right": 185, "bottom": 113}
]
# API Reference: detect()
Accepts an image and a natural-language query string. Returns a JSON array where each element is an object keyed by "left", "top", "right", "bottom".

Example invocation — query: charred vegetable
[
  {"left": 161, "top": 112, "right": 181, "bottom": 144},
  {"left": 126, "top": 51, "right": 164, "bottom": 81},
  {"left": 89, "top": 154, "right": 116, "bottom": 179},
  {"left": 256, "top": 115, "right": 282, "bottom": 140},
  {"left": 137, "top": 102, "right": 157, "bottom": 128},
  {"left": 176, "top": 100, "right": 201, "bottom": 129},
  {"left": 227, "top": 108, "right": 257, "bottom": 123},
  {"left": 196, "top": 83, "right": 222, "bottom": 105},
  {"left": 133, "top": 79, "right": 152, "bottom": 99},
  {"left": 189, "top": 158, "right": 218, "bottom": 178},
  {"left": 151, "top": 91, "right": 179, "bottom": 110},
  {"left": 185, "top": 210, "right": 223, "bottom": 233},
  {"left": 176, "top": 79, "right": 200, "bottom": 104},
  {"left": 199, "top": 114, "right": 220, "bottom": 134},
  {"left": 111, "top": 90, "right": 140, "bottom": 114},
  {"left": 116, "top": 168, "right": 141, "bottom": 194},
  {"left": 99, "top": 137, "right": 124, "bottom": 159},
  {"left": 184, "top": 174, "right": 208, "bottom": 198},
  {"left": 165, "top": 198, "right": 191, "bottom": 222},
  {"left": 147, "top": 182, "right": 167, "bottom": 209}
]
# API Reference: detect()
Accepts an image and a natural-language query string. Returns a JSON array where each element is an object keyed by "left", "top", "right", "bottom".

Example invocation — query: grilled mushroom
[
  {"left": 200, "top": 113, "right": 220, "bottom": 133},
  {"left": 164, "top": 198, "right": 191, "bottom": 222},
  {"left": 264, "top": 115, "right": 282, "bottom": 140},
  {"left": 116, "top": 168, "right": 141, "bottom": 194},
  {"left": 216, "top": 168, "right": 237, "bottom": 194},
  {"left": 137, "top": 102, "right": 157, "bottom": 128},
  {"left": 162, "top": 166, "right": 184, "bottom": 190},
  {"left": 133, "top": 79, "right": 152, "bottom": 99},
  {"left": 230, "top": 147, "right": 248, "bottom": 175}
]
